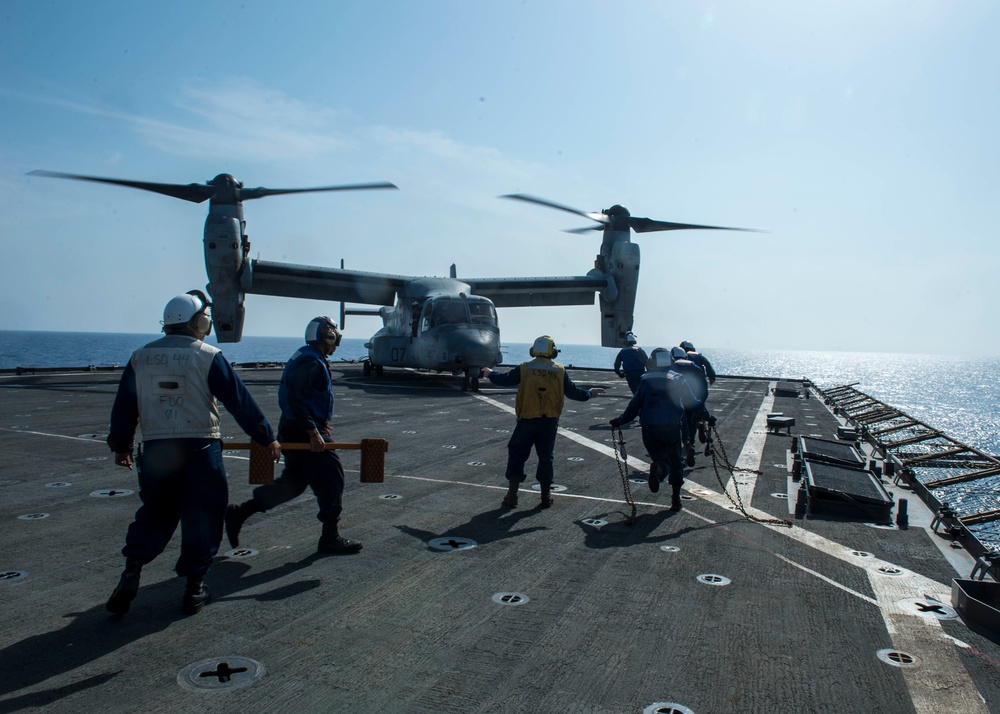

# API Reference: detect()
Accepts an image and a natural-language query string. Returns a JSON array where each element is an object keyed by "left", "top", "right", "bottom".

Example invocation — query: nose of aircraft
[{"left": 449, "top": 328, "right": 500, "bottom": 367}]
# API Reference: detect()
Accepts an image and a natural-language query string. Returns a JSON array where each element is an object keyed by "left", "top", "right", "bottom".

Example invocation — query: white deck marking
[
  {"left": 722, "top": 381, "right": 775, "bottom": 507},
  {"left": 472, "top": 387, "right": 989, "bottom": 712}
]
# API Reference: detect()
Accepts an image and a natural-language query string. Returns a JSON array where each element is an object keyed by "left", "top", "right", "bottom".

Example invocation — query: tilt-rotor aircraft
[{"left": 29, "top": 171, "right": 764, "bottom": 390}]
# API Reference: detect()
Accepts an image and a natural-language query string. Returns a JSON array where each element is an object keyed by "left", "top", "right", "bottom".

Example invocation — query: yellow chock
[{"left": 226, "top": 439, "right": 390, "bottom": 485}]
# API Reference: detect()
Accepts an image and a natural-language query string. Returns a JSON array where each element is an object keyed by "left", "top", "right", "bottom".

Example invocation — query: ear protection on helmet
[
  {"left": 529, "top": 335, "right": 558, "bottom": 358},
  {"left": 648, "top": 348, "right": 671, "bottom": 370},
  {"left": 670, "top": 346, "right": 687, "bottom": 361},
  {"left": 306, "top": 316, "right": 342, "bottom": 347}
]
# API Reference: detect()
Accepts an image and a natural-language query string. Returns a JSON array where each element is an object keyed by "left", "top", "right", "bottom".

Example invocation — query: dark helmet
[
  {"left": 670, "top": 346, "right": 687, "bottom": 362},
  {"left": 680, "top": 340, "right": 695, "bottom": 352},
  {"left": 305, "top": 316, "right": 342, "bottom": 348},
  {"left": 648, "top": 347, "right": 671, "bottom": 370}
]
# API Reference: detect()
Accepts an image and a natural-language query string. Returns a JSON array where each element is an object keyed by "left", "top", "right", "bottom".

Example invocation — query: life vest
[
  {"left": 516, "top": 358, "right": 565, "bottom": 419},
  {"left": 278, "top": 345, "right": 334, "bottom": 424},
  {"left": 668, "top": 359, "right": 709, "bottom": 409},
  {"left": 132, "top": 334, "right": 221, "bottom": 441}
]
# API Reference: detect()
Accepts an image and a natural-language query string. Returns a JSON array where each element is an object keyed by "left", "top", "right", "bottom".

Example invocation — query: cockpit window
[
  {"left": 469, "top": 302, "right": 497, "bottom": 326},
  {"left": 431, "top": 300, "right": 468, "bottom": 326}
]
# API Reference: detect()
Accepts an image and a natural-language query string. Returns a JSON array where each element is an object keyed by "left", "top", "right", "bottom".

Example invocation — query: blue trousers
[
  {"left": 123, "top": 439, "right": 228, "bottom": 578},
  {"left": 641, "top": 424, "right": 685, "bottom": 486},
  {"left": 505, "top": 417, "right": 559, "bottom": 487},
  {"left": 624, "top": 370, "right": 645, "bottom": 395},
  {"left": 251, "top": 449, "right": 345, "bottom": 524}
]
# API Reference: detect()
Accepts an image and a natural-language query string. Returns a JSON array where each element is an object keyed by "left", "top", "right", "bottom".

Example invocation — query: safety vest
[
  {"left": 516, "top": 358, "right": 565, "bottom": 419},
  {"left": 132, "top": 335, "right": 221, "bottom": 441}
]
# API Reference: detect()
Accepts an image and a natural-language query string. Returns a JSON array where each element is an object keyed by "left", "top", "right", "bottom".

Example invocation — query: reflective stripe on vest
[
  {"left": 132, "top": 335, "right": 221, "bottom": 441},
  {"left": 516, "top": 358, "right": 565, "bottom": 419}
]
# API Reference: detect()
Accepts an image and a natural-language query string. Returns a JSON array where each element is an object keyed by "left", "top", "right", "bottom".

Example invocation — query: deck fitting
[
  {"left": 17, "top": 513, "right": 49, "bottom": 520},
  {"left": 378, "top": 494, "right": 402, "bottom": 500},
  {"left": 696, "top": 574, "right": 731, "bottom": 586},
  {"left": 177, "top": 656, "right": 266, "bottom": 691},
  {"left": 90, "top": 489, "right": 134, "bottom": 498},
  {"left": 428, "top": 537, "right": 478, "bottom": 551},
  {"left": 876, "top": 649, "right": 918, "bottom": 668},
  {"left": 45, "top": 482, "right": 71, "bottom": 487},
  {"left": 644, "top": 703, "right": 695, "bottom": 714},
  {"left": 1, "top": 570, "right": 28, "bottom": 582},
  {"left": 224, "top": 548, "right": 258, "bottom": 559},
  {"left": 492, "top": 592, "right": 529, "bottom": 606}
]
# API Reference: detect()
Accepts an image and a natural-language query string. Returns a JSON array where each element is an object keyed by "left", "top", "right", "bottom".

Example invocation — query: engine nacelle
[
  {"left": 597, "top": 238, "right": 640, "bottom": 348},
  {"left": 203, "top": 212, "right": 246, "bottom": 342}
]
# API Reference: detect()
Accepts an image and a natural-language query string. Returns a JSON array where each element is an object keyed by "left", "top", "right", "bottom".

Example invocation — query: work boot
[
  {"left": 539, "top": 486, "right": 553, "bottom": 509},
  {"left": 502, "top": 482, "right": 519, "bottom": 508},
  {"left": 182, "top": 577, "right": 211, "bottom": 615},
  {"left": 648, "top": 462, "right": 662, "bottom": 493},
  {"left": 106, "top": 558, "right": 143, "bottom": 615},
  {"left": 317, "top": 523, "right": 363, "bottom": 555},
  {"left": 670, "top": 485, "right": 683, "bottom": 511},
  {"left": 685, "top": 442, "right": 696, "bottom": 468},
  {"left": 225, "top": 500, "right": 260, "bottom": 548}
]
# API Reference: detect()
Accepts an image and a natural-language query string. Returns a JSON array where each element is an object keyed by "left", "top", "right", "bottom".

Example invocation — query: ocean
[{"left": 2, "top": 330, "right": 998, "bottom": 456}]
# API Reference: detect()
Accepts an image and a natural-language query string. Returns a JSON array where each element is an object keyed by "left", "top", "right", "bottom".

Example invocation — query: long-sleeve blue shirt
[
  {"left": 107, "top": 351, "right": 276, "bottom": 453},
  {"left": 614, "top": 346, "right": 648, "bottom": 374}
]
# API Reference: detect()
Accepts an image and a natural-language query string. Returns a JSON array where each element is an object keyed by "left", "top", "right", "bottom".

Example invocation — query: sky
[{"left": 1, "top": 1, "right": 998, "bottom": 355}]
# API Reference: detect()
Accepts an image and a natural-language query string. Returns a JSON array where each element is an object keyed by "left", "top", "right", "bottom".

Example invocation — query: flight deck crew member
[
  {"left": 225, "top": 316, "right": 363, "bottom": 555},
  {"left": 614, "top": 332, "right": 648, "bottom": 394},
  {"left": 105, "top": 291, "right": 281, "bottom": 616},
  {"left": 609, "top": 348, "right": 686, "bottom": 510},
  {"left": 482, "top": 336, "right": 604, "bottom": 509},
  {"left": 680, "top": 341, "right": 716, "bottom": 385},
  {"left": 669, "top": 346, "right": 713, "bottom": 467}
]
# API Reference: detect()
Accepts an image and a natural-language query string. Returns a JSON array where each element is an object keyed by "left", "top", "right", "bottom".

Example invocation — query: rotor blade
[
  {"left": 500, "top": 194, "right": 609, "bottom": 225},
  {"left": 239, "top": 182, "right": 398, "bottom": 201},
  {"left": 563, "top": 225, "right": 604, "bottom": 234},
  {"left": 27, "top": 170, "right": 215, "bottom": 203},
  {"left": 629, "top": 216, "right": 769, "bottom": 234}
]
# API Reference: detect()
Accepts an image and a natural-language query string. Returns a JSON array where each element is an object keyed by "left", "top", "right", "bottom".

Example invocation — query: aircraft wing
[
  {"left": 245, "top": 260, "right": 407, "bottom": 305},
  {"left": 466, "top": 275, "right": 609, "bottom": 308}
]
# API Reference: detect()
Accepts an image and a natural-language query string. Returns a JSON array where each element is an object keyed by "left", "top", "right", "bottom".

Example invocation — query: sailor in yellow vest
[{"left": 482, "top": 336, "right": 604, "bottom": 508}]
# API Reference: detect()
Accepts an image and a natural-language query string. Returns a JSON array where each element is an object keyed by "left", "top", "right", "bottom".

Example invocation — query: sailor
[
  {"left": 609, "top": 348, "right": 686, "bottom": 509},
  {"left": 613, "top": 332, "right": 649, "bottom": 394},
  {"left": 225, "top": 316, "right": 364, "bottom": 555},
  {"left": 669, "top": 346, "right": 714, "bottom": 467},
  {"left": 105, "top": 291, "right": 281, "bottom": 616},
  {"left": 482, "top": 336, "right": 605, "bottom": 508},
  {"left": 680, "top": 340, "right": 716, "bottom": 385}
]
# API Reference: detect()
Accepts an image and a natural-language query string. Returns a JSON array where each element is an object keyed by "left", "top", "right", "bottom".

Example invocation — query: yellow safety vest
[{"left": 516, "top": 358, "right": 565, "bottom": 419}]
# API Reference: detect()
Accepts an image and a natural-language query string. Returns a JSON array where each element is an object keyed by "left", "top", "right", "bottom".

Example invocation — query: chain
[
  {"left": 707, "top": 423, "right": 792, "bottom": 528},
  {"left": 611, "top": 425, "right": 638, "bottom": 525}
]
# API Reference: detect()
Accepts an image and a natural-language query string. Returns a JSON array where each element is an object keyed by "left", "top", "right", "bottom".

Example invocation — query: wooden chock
[
  {"left": 225, "top": 438, "right": 389, "bottom": 484},
  {"left": 360, "top": 438, "right": 389, "bottom": 483},
  {"left": 248, "top": 441, "right": 276, "bottom": 484}
]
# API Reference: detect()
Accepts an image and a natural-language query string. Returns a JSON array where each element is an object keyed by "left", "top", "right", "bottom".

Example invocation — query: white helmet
[
  {"left": 162, "top": 291, "right": 210, "bottom": 328},
  {"left": 305, "top": 316, "right": 342, "bottom": 347},
  {"left": 529, "top": 335, "right": 558, "bottom": 358},
  {"left": 670, "top": 346, "right": 687, "bottom": 361},
  {"left": 625, "top": 333, "right": 637, "bottom": 345}
]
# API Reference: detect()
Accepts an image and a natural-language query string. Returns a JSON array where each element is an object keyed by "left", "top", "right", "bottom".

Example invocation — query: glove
[
  {"left": 708, "top": 415, "right": 717, "bottom": 427},
  {"left": 615, "top": 371, "right": 623, "bottom": 378},
  {"left": 609, "top": 418, "right": 622, "bottom": 428}
]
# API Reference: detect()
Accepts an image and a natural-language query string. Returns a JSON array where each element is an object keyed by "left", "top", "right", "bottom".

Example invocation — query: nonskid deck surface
[{"left": 1, "top": 366, "right": 998, "bottom": 713}]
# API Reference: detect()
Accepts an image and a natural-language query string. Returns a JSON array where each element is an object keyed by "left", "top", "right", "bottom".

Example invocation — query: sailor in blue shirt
[
  {"left": 610, "top": 348, "right": 686, "bottom": 510},
  {"left": 105, "top": 291, "right": 280, "bottom": 616},
  {"left": 613, "top": 332, "right": 648, "bottom": 394},
  {"left": 225, "top": 317, "right": 363, "bottom": 556}
]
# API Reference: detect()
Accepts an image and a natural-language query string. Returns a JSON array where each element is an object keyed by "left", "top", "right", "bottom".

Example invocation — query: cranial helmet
[
  {"left": 648, "top": 347, "right": 671, "bottom": 370},
  {"left": 162, "top": 290, "right": 212, "bottom": 336},
  {"left": 305, "top": 316, "right": 342, "bottom": 347},
  {"left": 625, "top": 333, "right": 637, "bottom": 345},
  {"left": 529, "top": 335, "right": 558, "bottom": 358},
  {"left": 670, "top": 346, "right": 687, "bottom": 361},
  {"left": 680, "top": 340, "right": 695, "bottom": 352}
]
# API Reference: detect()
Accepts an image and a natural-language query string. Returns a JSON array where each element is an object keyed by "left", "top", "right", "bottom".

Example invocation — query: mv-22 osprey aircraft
[{"left": 29, "top": 170, "right": 763, "bottom": 390}]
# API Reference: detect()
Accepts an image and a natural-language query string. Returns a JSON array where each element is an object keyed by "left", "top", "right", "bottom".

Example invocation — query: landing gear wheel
[
  {"left": 363, "top": 361, "right": 372, "bottom": 377},
  {"left": 375, "top": 364, "right": 384, "bottom": 376}
]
